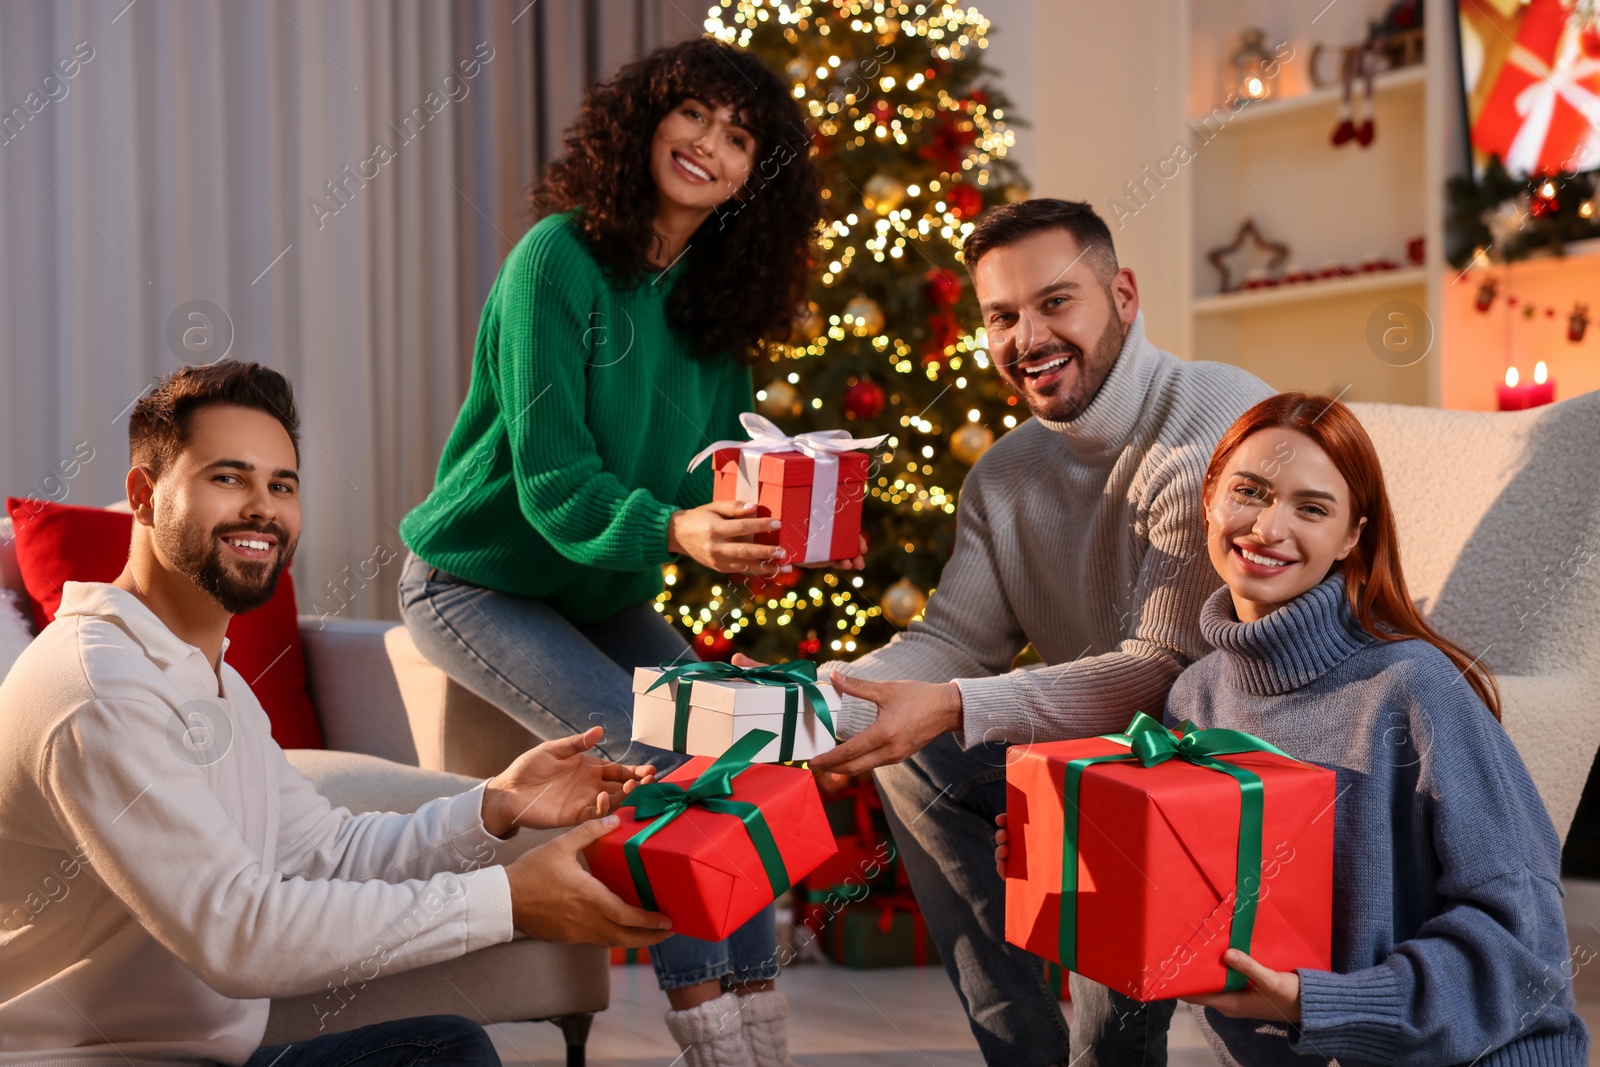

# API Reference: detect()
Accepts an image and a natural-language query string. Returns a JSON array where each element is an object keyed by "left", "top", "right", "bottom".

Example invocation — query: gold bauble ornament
[
  {"left": 882, "top": 578, "right": 928, "bottom": 628},
  {"left": 842, "top": 294, "right": 885, "bottom": 336},
  {"left": 1002, "top": 183, "right": 1030, "bottom": 204},
  {"left": 950, "top": 422, "right": 995, "bottom": 466},
  {"left": 862, "top": 172, "right": 908, "bottom": 215},
  {"left": 758, "top": 380, "right": 801, "bottom": 419},
  {"left": 793, "top": 300, "right": 824, "bottom": 342}
]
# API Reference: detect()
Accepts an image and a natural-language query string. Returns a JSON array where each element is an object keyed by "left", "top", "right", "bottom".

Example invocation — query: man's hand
[
  {"left": 806, "top": 673, "right": 963, "bottom": 775},
  {"left": 1183, "top": 949, "right": 1302, "bottom": 1024},
  {"left": 667, "top": 500, "right": 789, "bottom": 575},
  {"left": 481, "top": 727, "right": 655, "bottom": 837},
  {"left": 503, "top": 816, "right": 674, "bottom": 947}
]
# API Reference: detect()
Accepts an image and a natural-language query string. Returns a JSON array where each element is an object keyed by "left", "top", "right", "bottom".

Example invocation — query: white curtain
[{"left": 0, "top": 0, "right": 698, "bottom": 621}]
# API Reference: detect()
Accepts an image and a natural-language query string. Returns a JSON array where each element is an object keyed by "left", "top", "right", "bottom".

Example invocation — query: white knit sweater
[
  {"left": 823, "top": 314, "right": 1274, "bottom": 746},
  {"left": 0, "top": 583, "right": 513, "bottom": 1066}
]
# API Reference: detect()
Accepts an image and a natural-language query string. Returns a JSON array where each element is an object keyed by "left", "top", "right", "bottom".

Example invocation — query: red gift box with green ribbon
[
  {"left": 585, "top": 730, "right": 837, "bottom": 942},
  {"left": 1004, "top": 713, "right": 1334, "bottom": 1001},
  {"left": 819, "top": 892, "right": 940, "bottom": 969}
]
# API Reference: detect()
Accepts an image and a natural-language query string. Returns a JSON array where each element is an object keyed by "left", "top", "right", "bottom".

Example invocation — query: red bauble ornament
[
  {"left": 923, "top": 311, "right": 962, "bottom": 360},
  {"left": 945, "top": 183, "right": 983, "bottom": 220},
  {"left": 870, "top": 99, "right": 894, "bottom": 124},
  {"left": 843, "top": 377, "right": 886, "bottom": 420},
  {"left": 1583, "top": 22, "right": 1600, "bottom": 59},
  {"left": 745, "top": 565, "right": 801, "bottom": 598},
  {"left": 798, "top": 634, "right": 822, "bottom": 659},
  {"left": 696, "top": 625, "right": 735, "bottom": 661},
  {"left": 922, "top": 267, "right": 963, "bottom": 309},
  {"left": 919, "top": 116, "right": 978, "bottom": 172},
  {"left": 969, "top": 89, "right": 989, "bottom": 106}
]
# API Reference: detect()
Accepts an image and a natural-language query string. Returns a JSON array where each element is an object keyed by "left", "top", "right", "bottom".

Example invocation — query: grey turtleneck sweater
[
  {"left": 1171, "top": 573, "right": 1589, "bottom": 1066},
  {"left": 822, "top": 312, "right": 1273, "bottom": 745}
]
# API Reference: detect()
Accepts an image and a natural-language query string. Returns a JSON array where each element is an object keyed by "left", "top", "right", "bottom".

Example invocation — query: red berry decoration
[
  {"left": 697, "top": 625, "right": 735, "bottom": 662},
  {"left": 843, "top": 377, "right": 886, "bottom": 420},
  {"left": 1583, "top": 22, "right": 1600, "bottom": 59},
  {"left": 922, "top": 266, "right": 963, "bottom": 308},
  {"left": 945, "top": 183, "right": 983, "bottom": 220}
]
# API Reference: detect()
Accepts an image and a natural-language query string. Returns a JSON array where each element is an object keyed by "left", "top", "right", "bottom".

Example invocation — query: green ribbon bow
[
  {"left": 1057, "top": 712, "right": 1294, "bottom": 992},
  {"left": 646, "top": 660, "right": 836, "bottom": 762},
  {"left": 615, "top": 729, "right": 792, "bottom": 913}
]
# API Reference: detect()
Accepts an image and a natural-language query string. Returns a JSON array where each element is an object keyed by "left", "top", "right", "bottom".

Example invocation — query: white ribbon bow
[
  {"left": 688, "top": 412, "right": 887, "bottom": 563},
  {"left": 1506, "top": 39, "right": 1600, "bottom": 176}
]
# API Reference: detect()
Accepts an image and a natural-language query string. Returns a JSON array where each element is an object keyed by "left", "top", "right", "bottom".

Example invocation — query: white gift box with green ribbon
[{"left": 630, "top": 663, "right": 841, "bottom": 763}]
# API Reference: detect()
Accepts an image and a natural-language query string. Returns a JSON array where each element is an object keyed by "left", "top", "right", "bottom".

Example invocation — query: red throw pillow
[{"left": 5, "top": 498, "right": 324, "bottom": 749}]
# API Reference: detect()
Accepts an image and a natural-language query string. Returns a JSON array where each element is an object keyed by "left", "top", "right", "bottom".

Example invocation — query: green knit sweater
[{"left": 399, "top": 211, "right": 753, "bottom": 624}]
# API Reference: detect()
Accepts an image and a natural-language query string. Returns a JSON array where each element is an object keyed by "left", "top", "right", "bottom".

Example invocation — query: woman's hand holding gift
[
  {"left": 667, "top": 500, "right": 790, "bottom": 574},
  {"left": 1184, "top": 950, "right": 1302, "bottom": 1025}
]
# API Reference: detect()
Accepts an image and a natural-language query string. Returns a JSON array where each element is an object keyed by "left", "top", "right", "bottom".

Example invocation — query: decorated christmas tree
[{"left": 656, "top": 0, "right": 1030, "bottom": 663}]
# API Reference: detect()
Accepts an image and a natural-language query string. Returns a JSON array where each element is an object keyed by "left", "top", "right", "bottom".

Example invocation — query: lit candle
[
  {"left": 1496, "top": 367, "right": 1532, "bottom": 411},
  {"left": 1528, "top": 361, "right": 1557, "bottom": 407}
]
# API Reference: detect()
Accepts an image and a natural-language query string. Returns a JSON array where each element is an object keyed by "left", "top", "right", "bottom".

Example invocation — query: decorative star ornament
[{"left": 1208, "top": 219, "right": 1290, "bottom": 293}]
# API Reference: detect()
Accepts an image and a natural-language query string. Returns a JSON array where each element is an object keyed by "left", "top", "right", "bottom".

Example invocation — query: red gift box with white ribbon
[{"left": 689, "top": 413, "right": 885, "bottom": 565}]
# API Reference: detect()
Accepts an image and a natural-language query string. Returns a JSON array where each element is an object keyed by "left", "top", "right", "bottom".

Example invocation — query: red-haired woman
[
  {"left": 999, "top": 393, "right": 1588, "bottom": 1064},
  {"left": 1175, "top": 394, "right": 1585, "bottom": 1063}
]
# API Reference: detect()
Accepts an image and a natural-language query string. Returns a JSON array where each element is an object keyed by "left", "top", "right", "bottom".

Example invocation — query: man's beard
[
  {"left": 1019, "top": 309, "right": 1127, "bottom": 422},
  {"left": 157, "top": 514, "right": 295, "bottom": 615}
]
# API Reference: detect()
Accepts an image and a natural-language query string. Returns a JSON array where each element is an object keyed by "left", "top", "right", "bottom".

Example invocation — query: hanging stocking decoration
[
  {"left": 1355, "top": 39, "right": 1378, "bottom": 147},
  {"left": 1332, "top": 48, "right": 1357, "bottom": 146},
  {"left": 1570, "top": 301, "right": 1590, "bottom": 342},
  {"left": 1475, "top": 277, "right": 1498, "bottom": 312}
]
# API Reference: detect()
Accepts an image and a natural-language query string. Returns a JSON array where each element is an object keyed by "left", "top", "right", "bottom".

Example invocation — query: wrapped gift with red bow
[
  {"left": 632, "top": 660, "right": 840, "bottom": 763},
  {"left": 585, "top": 730, "right": 836, "bottom": 942},
  {"left": 1004, "top": 713, "right": 1334, "bottom": 1002},
  {"left": 688, "top": 413, "right": 886, "bottom": 565},
  {"left": 1471, "top": 0, "right": 1600, "bottom": 177}
]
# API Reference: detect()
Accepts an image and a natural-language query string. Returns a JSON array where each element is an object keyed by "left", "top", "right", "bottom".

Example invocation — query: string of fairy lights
[{"left": 654, "top": 1, "right": 1024, "bottom": 657}]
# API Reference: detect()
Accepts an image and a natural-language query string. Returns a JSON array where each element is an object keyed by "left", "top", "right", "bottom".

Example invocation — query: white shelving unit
[{"left": 1174, "top": 0, "right": 1452, "bottom": 406}]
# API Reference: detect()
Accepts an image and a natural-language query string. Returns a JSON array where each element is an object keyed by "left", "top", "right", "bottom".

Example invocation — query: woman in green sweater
[{"left": 398, "top": 38, "right": 826, "bottom": 1067}]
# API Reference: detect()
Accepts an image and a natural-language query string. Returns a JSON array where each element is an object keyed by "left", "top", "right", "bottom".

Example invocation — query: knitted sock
[
  {"left": 739, "top": 989, "right": 797, "bottom": 1067},
  {"left": 664, "top": 991, "right": 755, "bottom": 1067}
]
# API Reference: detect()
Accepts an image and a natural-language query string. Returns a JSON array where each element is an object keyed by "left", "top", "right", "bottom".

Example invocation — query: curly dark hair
[{"left": 532, "top": 37, "right": 822, "bottom": 363}]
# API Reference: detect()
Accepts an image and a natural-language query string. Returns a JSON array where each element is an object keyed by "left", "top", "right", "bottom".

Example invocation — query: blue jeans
[
  {"left": 874, "top": 732, "right": 1176, "bottom": 1067},
  {"left": 396, "top": 552, "right": 780, "bottom": 992},
  {"left": 244, "top": 1014, "right": 499, "bottom": 1066}
]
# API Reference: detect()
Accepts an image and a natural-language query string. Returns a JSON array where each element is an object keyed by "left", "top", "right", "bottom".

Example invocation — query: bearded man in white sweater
[
  {"left": 0, "top": 362, "right": 674, "bottom": 1066},
  {"left": 805, "top": 200, "right": 1274, "bottom": 1066}
]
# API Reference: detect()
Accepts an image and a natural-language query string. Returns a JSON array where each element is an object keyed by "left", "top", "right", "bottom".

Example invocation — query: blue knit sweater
[{"left": 1164, "top": 573, "right": 1589, "bottom": 1066}]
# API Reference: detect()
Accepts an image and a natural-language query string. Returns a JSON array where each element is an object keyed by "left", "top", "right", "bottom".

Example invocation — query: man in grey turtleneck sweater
[{"left": 806, "top": 199, "right": 1273, "bottom": 1066}]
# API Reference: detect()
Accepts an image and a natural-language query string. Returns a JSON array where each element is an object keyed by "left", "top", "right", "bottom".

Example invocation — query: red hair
[{"left": 1202, "top": 393, "right": 1502, "bottom": 721}]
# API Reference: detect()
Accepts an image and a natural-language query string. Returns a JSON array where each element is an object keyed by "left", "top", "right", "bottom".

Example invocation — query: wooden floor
[
  {"left": 484, "top": 960, "right": 1213, "bottom": 1066},
  {"left": 482, "top": 886, "right": 1600, "bottom": 1065}
]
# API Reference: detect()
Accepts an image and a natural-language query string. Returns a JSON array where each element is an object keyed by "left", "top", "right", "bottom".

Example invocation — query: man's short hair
[
  {"left": 129, "top": 361, "right": 300, "bottom": 480},
  {"left": 961, "top": 198, "right": 1119, "bottom": 279}
]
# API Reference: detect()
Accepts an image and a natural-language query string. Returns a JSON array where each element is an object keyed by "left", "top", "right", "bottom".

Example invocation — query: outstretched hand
[
  {"left": 805, "top": 672, "right": 963, "bottom": 775},
  {"left": 482, "top": 726, "right": 655, "bottom": 836},
  {"left": 504, "top": 816, "right": 675, "bottom": 948}
]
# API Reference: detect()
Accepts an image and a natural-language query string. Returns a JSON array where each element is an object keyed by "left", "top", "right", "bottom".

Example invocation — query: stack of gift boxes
[{"left": 796, "top": 773, "right": 941, "bottom": 969}]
